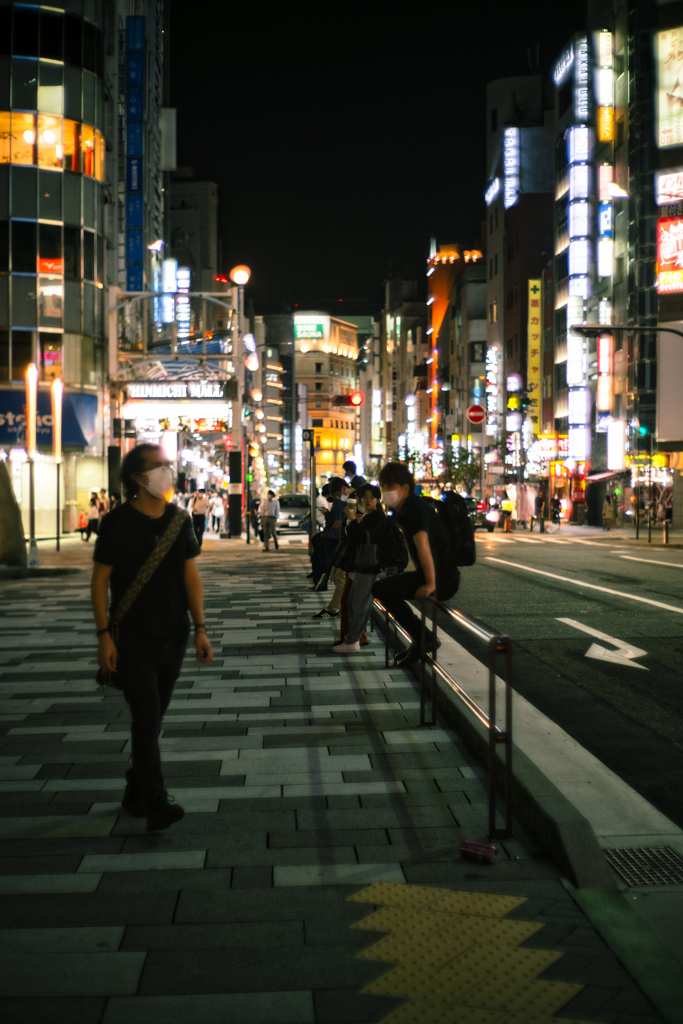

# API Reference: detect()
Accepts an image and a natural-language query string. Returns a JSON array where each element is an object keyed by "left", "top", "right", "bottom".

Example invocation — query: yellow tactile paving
[{"left": 348, "top": 882, "right": 601, "bottom": 1024}]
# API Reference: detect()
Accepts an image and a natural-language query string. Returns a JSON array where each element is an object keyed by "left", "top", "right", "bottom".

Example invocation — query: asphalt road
[{"left": 444, "top": 529, "right": 683, "bottom": 830}]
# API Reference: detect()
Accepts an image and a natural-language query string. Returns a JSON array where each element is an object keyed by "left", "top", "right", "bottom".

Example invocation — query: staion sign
[{"left": 657, "top": 216, "right": 683, "bottom": 292}]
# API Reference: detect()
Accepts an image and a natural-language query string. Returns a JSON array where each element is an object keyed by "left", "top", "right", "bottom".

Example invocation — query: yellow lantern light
[{"left": 25, "top": 362, "right": 38, "bottom": 458}]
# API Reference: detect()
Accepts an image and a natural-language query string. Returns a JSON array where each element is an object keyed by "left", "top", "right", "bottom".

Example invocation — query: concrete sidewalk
[{"left": 0, "top": 545, "right": 672, "bottom": 1023}]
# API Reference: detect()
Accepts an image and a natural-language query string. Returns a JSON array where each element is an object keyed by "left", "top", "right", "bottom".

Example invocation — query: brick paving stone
[{"left": 0, "top": 548, "right": 666, "bottom": 1023}]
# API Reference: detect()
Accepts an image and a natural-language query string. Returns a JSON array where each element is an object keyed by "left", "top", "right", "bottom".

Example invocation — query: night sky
[{"left": 170, "top": 0, "right": 586, "bottom": 314}]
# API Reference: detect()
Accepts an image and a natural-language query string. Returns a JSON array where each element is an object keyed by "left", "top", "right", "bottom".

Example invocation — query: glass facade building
[{"left": 0, "top": 2, "right": 108, "bottom": 390}]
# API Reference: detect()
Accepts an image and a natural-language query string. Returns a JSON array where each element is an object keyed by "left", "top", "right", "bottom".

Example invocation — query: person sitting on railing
[
  {"left": 372, "top": 462, "right": 459, "bottom": 667},
  {"left": 334, "top": 484, "right": 408, "bottom": 654}
]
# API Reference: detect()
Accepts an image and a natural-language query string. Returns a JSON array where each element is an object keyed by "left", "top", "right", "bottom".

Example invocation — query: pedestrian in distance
[
  {"left": 312, "top": 476, "right": 348, "bottom": 617},
  {"left": 98, "top": 488, "right": 110, "bottom": 517},
  {"left": 85, "top": 496, "right": 100, "bottom": 541},
  {"left": 262, "top": 489, "right": 280, "bottom": 551},
  {"left": 335, "top": 483, "right": 408, "bottom": 653},
  {"left": 372, "top": 462, "right": 459, "bottom": 666},
  {"left": 189, "top": 489, "right": 210, "bottom": 548},
  {"left": 210, "top": 491, "right": 225, "bottom": 534},
  {"left": 343, "top": 460, "right": 366, "bottom": 492},
  {"left": 91, "top": 443, "right": 212, "bottom": 832},
  {"left": 602, "top": 494, "right": 614, "bottom": 530}
]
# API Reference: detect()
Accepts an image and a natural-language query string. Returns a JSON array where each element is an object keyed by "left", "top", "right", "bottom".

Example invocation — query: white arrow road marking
[
  {"left": 485, "top": 556, "right": 683, "bottom": 615},
  {"left": 557, "top": 617, "right": 648, "bottom": 670},
  {"left": 618, "top": 555, "right": 683, "bottom": 569}
]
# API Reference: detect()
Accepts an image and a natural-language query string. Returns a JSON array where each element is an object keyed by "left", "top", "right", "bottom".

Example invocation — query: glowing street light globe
[
  {"left": 251, "top": 389, "right": 263, "bottom": 402},
  {"left": 246, "top": 354, "right": 259, "bottom": 372},
  {"left": 229, "top": 265, "right": 251, "bottom": 285}
]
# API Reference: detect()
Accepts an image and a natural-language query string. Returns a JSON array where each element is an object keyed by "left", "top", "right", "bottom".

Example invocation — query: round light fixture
[
  {"left": 404, "top": 394, "right": 416, "bottom": 407},
  {"left": 23, "top": 130, "right": 35, "bottom": 144},
  {"left": 246, "top": 355, "right": 259, "bottom": 372},
  {"left": 229, "top": 265, "right": 251, "bottom": 285},
  {"left": 251, "top": 389, "right": 263, "bottom": 402}
]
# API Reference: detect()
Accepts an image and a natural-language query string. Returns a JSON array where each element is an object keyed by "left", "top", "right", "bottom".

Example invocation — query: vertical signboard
[
  {"left": 125, "top": 17, "right": 145, "bottom": 293},
  {"left": 657, "top": 28, "right": 683, "bottom": 148},
  {"left": 657, "top": 216, "right": 683, "bottom": 293},
  {"left": 527, "top": 280, "right": 542, "bottom": 434}
]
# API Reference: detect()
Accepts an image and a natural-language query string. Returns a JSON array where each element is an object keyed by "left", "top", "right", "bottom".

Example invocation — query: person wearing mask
[
  {"left": 342, "top": 460, "right": 366, "bottom": 492},
  {"left": 262, "top": 490, "right": 281, "bottom": 551},
  {"left": 335, "top": 484, "right": 408, "bottom": 653},
  {"left": 85, "top": 496, "right": 100, "bottom": 541},
  {"left": 189, "top": 489, "right": 210, "bottom": 548},
  {"left": 312, "top": 477, "right": 347, "bottom": 617},
  {"left": 372, "top": 462, "right": 459, "bottom": 666},
  {"left": 91, "top": 443, "right": 212, "bottom": 832}
]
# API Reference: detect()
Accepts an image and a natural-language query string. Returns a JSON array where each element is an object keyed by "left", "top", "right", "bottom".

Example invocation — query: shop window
[
  {"left": 63, "top": 225, "right": 80, "bottom": 279},
  {"left": 38, "top": 114, "right": 62, "bottom": 170},
  {"left": 95, "top": 129, "right": 104, "bottom": 181},
  {"left": 11, "top": 329, "right": 33, "bottom": 379},
  {"left": 470, "top": 342, "right": 485, "bottom": 364},
  {"left": 39, "top": 276, "right": 63, "bottom": 324},
  {"left": 39, "top": 223, "right": 62, "bottom": 273},
  {"left": 0, "top": 329, "right": 8, "bottom": 381},
  {"left": 40, "top": 13, "right": 64, "bottom": 62},
  {"left": 13, "top": 8, "right": 39, "bottom": 58},
  {"left": 0, "top": 112, "right": 9, "bottom": 163},
  {"left": 39, "top": 169, "right": 61, "bottom": 220},
  {"left": 62, "top": 119, "right": 79, "bottom": 172},
  {"left": 12, "top": 220, "right": 37, "bottom": 273},
  {"left": 11, "top": 112, "right": 36, "bottom": 166},
  {"left": 64, "top": 15, "right": 82, "bottom": 67},
  {"left": 0, "top": 220, "right": 7, "bottom": 272},
  {"left": 81, "top": 123, "right": 94, "bottom": 177},
  {"left": 38, "top": 62, "right": 63, "bottom": 114},
  {"left": 83, "top": 230, "right": 94, "bottom": 280},
  {"left": 39, "top": 331, "right": 62, "bottom": 378}
]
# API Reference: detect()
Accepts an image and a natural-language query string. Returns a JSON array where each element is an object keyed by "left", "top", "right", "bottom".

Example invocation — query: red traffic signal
[{"left": 332, "top": 392, "right": 364, "bottom": 408}]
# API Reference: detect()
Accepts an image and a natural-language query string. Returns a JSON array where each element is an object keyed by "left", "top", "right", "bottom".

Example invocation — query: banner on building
[
  {"left": 527, "top": 280, "right": 542, "bottom": 434},
  {"left": 0, "top": 389, "right": 99, "bottom": 449},
  {"left": 657, "top": 216, "right": 683, "bottom": 292},
  {"left": 657, "top": 27, "right": 683, "bottom": 148}
]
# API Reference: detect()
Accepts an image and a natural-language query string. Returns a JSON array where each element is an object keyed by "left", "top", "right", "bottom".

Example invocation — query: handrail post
[
  {"left": 488, "top": 635, "right": 497, "bottom": 839},
  {"left": 504, "top": 636, "right": 513, "bottom": 837},
  {"left": 420, "top": 599, "right": 427, "bottom": 726},
  {"left": 430, "top": 598, "right": 438, "bottom": 726}
]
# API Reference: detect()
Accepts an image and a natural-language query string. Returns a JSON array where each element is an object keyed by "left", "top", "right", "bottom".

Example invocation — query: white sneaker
[{"left": 334, "top": 641, "right": 361, "bottom": 653}]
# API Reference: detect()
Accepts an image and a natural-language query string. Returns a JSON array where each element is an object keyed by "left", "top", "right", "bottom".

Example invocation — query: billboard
[
  {"left": 655, "top": 167, "right": 683, "bottom": 205},
  {"left": 657, "top": 216, "right": 683, "bottom": 292},
  {"left": 657, "top": 28, "right": 683, "bottom": 148},
  {"left": 526, "top": 280, "right": 541, "bottom": 434}
]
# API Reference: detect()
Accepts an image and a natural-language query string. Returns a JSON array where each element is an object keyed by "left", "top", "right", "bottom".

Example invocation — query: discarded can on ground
[{"left": 460, "top": 840, "right": 500, "bottom": 864}]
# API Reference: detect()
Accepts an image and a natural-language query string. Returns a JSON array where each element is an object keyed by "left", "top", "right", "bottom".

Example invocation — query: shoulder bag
[{"left": 96, "top": 509, "right": 190, "bottom": 690}]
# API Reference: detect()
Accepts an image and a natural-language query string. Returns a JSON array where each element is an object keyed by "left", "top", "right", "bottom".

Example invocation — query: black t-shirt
[
  {"left": 94, "top": 502, "right": 200, "bottom": 639},
  {"left": 395, "top": 494, "right": 456, "bottom": 584}
]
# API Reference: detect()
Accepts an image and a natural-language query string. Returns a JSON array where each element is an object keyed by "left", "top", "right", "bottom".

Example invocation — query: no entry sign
[{"left": 466, "top": 404, "right": 485, "bottom": 425}]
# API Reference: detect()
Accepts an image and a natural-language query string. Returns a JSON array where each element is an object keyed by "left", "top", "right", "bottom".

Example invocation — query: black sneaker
[
  {"left": 121, "top": 769, "right": 145, "bottom": 817},
  {"left": 146, "top": 795, "right": 185, "bottom": 832},
  {"left": 394, "top": 637, "right": 440, "bottom": 668},
  {"left": 312, "top": 609, "right": 339, "bottom": 620}
]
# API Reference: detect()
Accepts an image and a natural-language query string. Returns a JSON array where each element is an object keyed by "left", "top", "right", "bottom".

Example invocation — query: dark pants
[
  {"left": 85, "top": 519, "right": 98, "bottom": 541},
  {"left": 117, "top": 637, "right": 187, "bottom": 797},
  {"left": 372, "top": 570, "right": 459, "bottom": 648},
  {"left": 192, "top": 513, "right": 206, "bottom": 548}
]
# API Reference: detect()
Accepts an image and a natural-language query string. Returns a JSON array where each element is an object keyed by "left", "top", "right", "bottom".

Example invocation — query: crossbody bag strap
[{"left": 109, "top": 509, "right": 190, "bottom": 629}]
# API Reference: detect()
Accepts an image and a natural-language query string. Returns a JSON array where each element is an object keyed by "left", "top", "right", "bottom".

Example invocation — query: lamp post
[
  {"left": 227, "top": 265, "right": 252, "bottom": 537},
  {"left": 25, "top": 363, "right": 40, "bottom": 568},
  {"left": 51, "top": 378, "right": 63, "bottom": 552}
]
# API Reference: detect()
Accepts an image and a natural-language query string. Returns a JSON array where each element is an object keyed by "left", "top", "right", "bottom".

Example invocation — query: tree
[{"left": 441, "top": 445, "right": 480, "bottom": 491}]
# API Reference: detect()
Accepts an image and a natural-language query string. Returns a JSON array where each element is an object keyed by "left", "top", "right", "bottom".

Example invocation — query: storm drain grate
[{"left": 605, "top": 847, "right": 683, "bottom": 887}]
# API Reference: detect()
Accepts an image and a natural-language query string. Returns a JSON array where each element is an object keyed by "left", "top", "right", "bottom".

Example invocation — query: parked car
[
  {"left": 466, "top": 498, "right": 496, "bottom": 533},
  {"left": 276, "top": 493, "right": 311, "bottom": 533}
]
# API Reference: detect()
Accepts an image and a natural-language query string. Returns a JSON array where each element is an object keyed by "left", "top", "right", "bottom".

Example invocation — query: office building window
[
  {"left": 315, "top": 362, "right": 322, "bottom": 373},
  {"left": 314, "top": 381, "right": 322, "bottom": 391}
]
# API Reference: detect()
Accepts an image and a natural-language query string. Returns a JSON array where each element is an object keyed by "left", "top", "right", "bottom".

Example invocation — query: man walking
[
  {"left": 372, "top": 462, "right": 459, "bottom": 666},
  {"left": 189, "top": 489, "right": 210, "bottom": 548},
  {"left": 91, "top": 443, "right": 212, "bottom": 832},
  {"left": 262, "top": 489, "right": 280, "bottom": 551}
]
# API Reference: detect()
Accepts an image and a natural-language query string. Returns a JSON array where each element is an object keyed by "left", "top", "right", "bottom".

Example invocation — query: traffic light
[
  {"left": 332, "top": 391, "right": 363, "bottom": 408},
  {"left": 519, "top": 393, "right": 530, "bottom": 412}
]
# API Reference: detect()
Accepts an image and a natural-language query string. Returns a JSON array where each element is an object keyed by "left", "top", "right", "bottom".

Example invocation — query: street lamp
[
  {"left": 51, "top": 378, "right": 63, "bottom": 553},
  {"left": 227, "top": 264, "right": 252, "bottom": 538},
  {"left": 25, "top": 363, "right": 39, "bottom": 568}
]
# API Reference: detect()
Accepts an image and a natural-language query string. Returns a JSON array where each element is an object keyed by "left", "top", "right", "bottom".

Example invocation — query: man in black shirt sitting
[
  {"left": 91, "top": 444, "right": 213, "bottom": 832},
  {"left": 372, "top": 462, "right": 459, "bottom": 666}
]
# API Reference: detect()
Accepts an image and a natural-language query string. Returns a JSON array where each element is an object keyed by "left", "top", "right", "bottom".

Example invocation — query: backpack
[{"left": 423, "top": 492, "right": 476, "bottom": 568}]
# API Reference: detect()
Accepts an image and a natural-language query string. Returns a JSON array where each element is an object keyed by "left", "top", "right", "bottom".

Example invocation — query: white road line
[
  {"left": 485, "top": 556, "right": 683, "bottom": 615},
  {"left": 618, "top": 555, "right": 683, "bottom": 569},
  {"left": 503, "top": 536, "right": 541, "bottom": 544},
  {"left": 556, "top": 617, "right": 648, "bottom": 670}
]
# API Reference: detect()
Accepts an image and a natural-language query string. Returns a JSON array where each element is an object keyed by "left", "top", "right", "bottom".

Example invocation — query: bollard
[{"left": 664, "top": 520, "right": 670, "bottom": 545}]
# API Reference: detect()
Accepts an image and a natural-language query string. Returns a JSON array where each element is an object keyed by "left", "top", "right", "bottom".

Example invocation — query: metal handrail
[{"left": 372, "top": 594, "right": 513, "bottom": 840}]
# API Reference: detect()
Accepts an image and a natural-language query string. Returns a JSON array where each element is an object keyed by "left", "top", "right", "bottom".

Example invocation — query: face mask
[
  {"left": 382, "top": 489, "right": 400, "bottom": 508},
  {"left": 142, "top": 466, "right": 174, "bottom": 499}
]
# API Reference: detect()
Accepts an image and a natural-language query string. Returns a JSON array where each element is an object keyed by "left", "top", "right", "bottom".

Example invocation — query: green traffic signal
[{"left": 638, "top": 425, "right": 648, "bottom": 435}]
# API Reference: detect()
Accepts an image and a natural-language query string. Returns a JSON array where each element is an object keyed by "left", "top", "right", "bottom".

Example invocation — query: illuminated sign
[
  {"left": 485, "top": 178, "right": 500, "bottom": 205},
  {"left": 503, "top": 128, "right": 520, "bottom": 209},
  {"left": 566, "top": 335, "right": 586, "bottom": 386},
  {"left": 595, "top": 70, "right": 613, "bottom": 107},
  {"left": 553, "top": 45, "right": 574, "bottom": 86},
  {"left": 569, "top": 164, "right": 590, "bottom": 200},
  {"left": 597, "top": 334, "right": 612, "bottom": 413},
  {"left": 568, "top": 126, "right": 591, "bottom": 165},
  {"left": 655, "top": 167, "right": 683, "bottom": 204},
  {"left": 598, "top": 238, "right": 613, "bottom": 278},
  {"left": 596, "top": 31, "right": 613, "bottom": 69},
  {"left": 294, "top": 322, "right": 325, "bottom": 340},
  {"left": 598, "top": 202, "right": 613, "bottom": 237},
  {"left": 526, "top": 280, "right": 541, "bottom": 434},
  {"left": 657, "top": 28, "right": 683, "bottom": 148},
  {"left": 598, "top": 106, "right": 613, "bottom": 141},
  {"left": 128, "top": 382, "right": 228, "bottom": 399},
  {"left": 569, "top": 201, "right": 590, "bottom": 239},
  {"left": 657, "top": 216, "right": 683, "bottom": 293},
  {"left": 162, "top": 258, "right": 177, "bottom": 293},
  {"left": 607, "top": 419, "right": 625, "bottom": 470},
  {"left": 37, "top": 257, "right": 63, "bottom": 275},
  {"left": 176, "top": 266, "right": 191, "bottom": 339},
  {"left": 574, "top": 37, "right": 590, "bottom": 120},
  {"left": 598, "top": 164, "right": 613, "bottom": 202}
]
